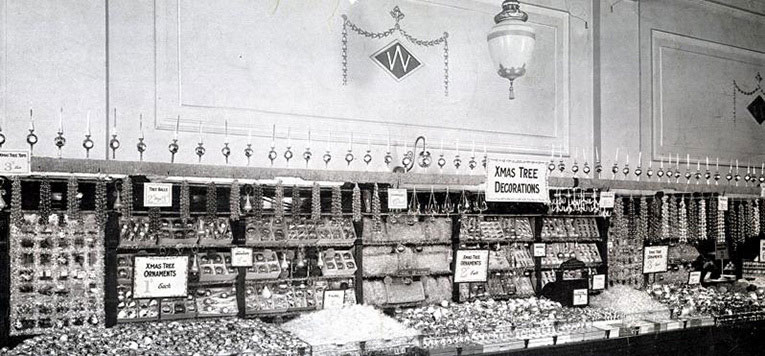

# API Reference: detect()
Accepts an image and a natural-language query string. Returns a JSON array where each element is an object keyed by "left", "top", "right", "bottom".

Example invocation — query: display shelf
[
  {"left": 243, "top": 240, "right": 357, "bottom": 248},
  {"left": 243, "top": 276, "right": 354, "bottom": 284},
  {"left": 362, "top": 270, "right": 453, "bottom": 278},
  {"left": 361, "top": 240, "right": 453, "bottom": 246},
  {"left": 189, "top": 280, "right": 237, "bottom": 287}
]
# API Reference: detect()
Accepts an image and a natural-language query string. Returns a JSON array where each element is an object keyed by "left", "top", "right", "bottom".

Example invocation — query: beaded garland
[
  {"left": 372, "top": 183, "right": 382, "bottom": 232},
  {"left": 95, "top": 177, "right": 107, "bottom": 230},
  {"left": 206, "top": 182, "right": 218, "bottom": 224},
  {"left": 253, "top": 184, "right": 264, "bottom": 220},
  {"left": 352, "top": 183, "right": 361, "bottom": 222},
  {"left": 39, "top": 178, "right": 52, "bottom": 222},
  {"left": 10, "top": 176, "right": 22, "bottom": 227},
  {"left": 274, "top": 181, "right": 284, "bottom": 221},
  {"left": 230, "top": 180, "right": 241, "bottom": 221},
  {"left": 331, "top": 185, "right": 342, "bottom": 220},
  {"left": 120, "top": 177, "right": 133, "bottom": 219},
  {"left": 311, "top": 182, "right": 321, "bottom": 221},
  {"left": 180, "top": 180, "right": 191, "bottom": 221},
  {"left": 67, "top": 176, "right": 81, "bottom": 224}
]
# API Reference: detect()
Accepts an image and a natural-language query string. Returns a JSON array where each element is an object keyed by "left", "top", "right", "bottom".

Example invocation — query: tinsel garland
[
  {"left": 253, "top": 184, "right": 263, "bottom": 220},
  {"left": 660, "top": 195, "right": 670, "bottom": 241},
  {"left": 752, "top": 199, "right": 760, "bottom": 237},
  {"left": 180, "top": 181, "right": 191, "bottom": 221},
  {"left": 698, "top": 198, "right": 707, "bottom": 240},
  {"left": 352, "top": 183, "right": 361, "bottom": 222},
  {"left": 67, "top": 176, "right": 81, "bottom": 224},
  {"left": 291, "top": 185, "right": 300, "bottom": 221},
  {"left": 120, "top": 177, "right": 133, "bottom": 219},
  {"left": 311, "top": 183, "right": 321, "bottom": 221},
  {"left": 95, "top": 177, "right": 107, "bottom": 230},
  {"left": 626, "top": 196, "right": 637, "bottom": 240},
  {"left": 39, "top": 178, "right": 52, "bottom": 222},
  {"left": 331, "top": 185, "right": 342, "bottom": 220},
  {"left": 637, "top": 196, "right": 648, "bottom": 244},
  {"left": 742, "top": 200, "right": 751, "bottom": 242},
  {"left": 733, "top": 202, "right": 745, "bottom": 249},
  {"left": 148, "top": 207, "right": 162, "bottom": 235},
  {"left": 678, "top": 198, "right": 688, "bottom": 244},
  {"left": 688, "top": 197, "right": 698, "bottom": 242},
  {"left": 206, "top": 182, "right": 218, "bottom": 224},
  {"left": 10, "top": 176, "right": 22, "bottom": 227},
  {"left": 708, "top": 198, "right": 718, "bottom": 241},
  {"left": 274, "top": 181, "right": 284, "bottom": 221},
  {"left": 372, "top": 183, "right": 382, "bottom": 231},
  {"left": 648, "top": 196, "right": 661, "bottom": 243},
  {"left": 717, "top": 199, "right": 726, "bottom": 243},
  {"left": 230, "top": 180, "right": 241, "bottom": 221},
  {"left": 668, "top": 195, "right": 677, "bottom": 241}
]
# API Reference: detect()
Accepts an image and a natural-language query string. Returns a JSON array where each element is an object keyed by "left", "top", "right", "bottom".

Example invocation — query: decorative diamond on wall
[
  {"left": 371, "top": 40, "right": 423, "bottom": 81},
  {"left": 748, "top": 95, "right": 765, "bottom": 125}
]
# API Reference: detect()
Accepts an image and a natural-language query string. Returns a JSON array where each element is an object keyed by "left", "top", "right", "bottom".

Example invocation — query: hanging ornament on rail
[
  {"left": 221, "top": 120, "right": 231, "bottom": 164},
  {"left": 83, "top": 111, "right": 94, "bottom": 158},
  {"left": 303, "top": 130, "right": 312, "bottom": 168},
  {"left": 109, "top": 108, "right": 120, "bottom": 159},
  {"left": 26, "top": 109, "right": 37, "bottom": 155},
  {"left": 54, "top": 108, "right": 66, "bottom": 158},
  {"left": 168, "top": 115, "right": 180, "bottom": 163},
  {"left": 137, "top": 114, "right": 147, "bottom": 161},
  {"left": 284, "top": 127, "right": 293, "bottom": 166},
  {"left": 196, "top": 121, "right": 206, "bottom": 163},
  {"left": 268, "top": 124, "right": 278, "bottom": 166},
  {"left": 363, "top": 138, "right": 372, "bottom": 167},
  {"left": 345, "top": 133, "right": 354, "bottom": 166},
  {"left": 244, "top": 129, "right": 254, "bottom": 166}
]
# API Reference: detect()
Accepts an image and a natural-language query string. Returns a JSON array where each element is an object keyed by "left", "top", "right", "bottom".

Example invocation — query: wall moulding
[{"left": 150, "top": 0, "right": 589, "bottom": 157}]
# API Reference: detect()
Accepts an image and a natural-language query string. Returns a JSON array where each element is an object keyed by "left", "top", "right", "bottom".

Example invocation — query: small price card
[
  {"left": 573, "top": 288, "right": 588, "bottom": 306},
  {"left": 231, "top": 247, "right": 254, "bottom": 267},
  {"left": 599, "top": 192, "right": 615, "bottom": 208},
  {"left": 718, "top": 196, "right": 728, "bottom": 211},
  {"left": 592, "top": 274, "right": 606, "bottom": 290},
  {"left": 533, "top": 243, "right": 547, "bottom": 258},
  {"left": 144, "top": 183, "right": 173, "bottom": 207},
  {"left": 688, "top": 271, "right": 702, "bottom": 285},
  {"left": 388, "top": 189, "right": 408, "bottom": 210},
  {"left": 0, "top": 150, "right": 30, "bottom": 174},
  {"left": 323, "top": 290, "right": 346, "bottom": 309}
]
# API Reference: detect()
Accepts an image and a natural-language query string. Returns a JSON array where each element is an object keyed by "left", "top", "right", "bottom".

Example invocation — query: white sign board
[
  {"left": 143, "top": 183, "right": 173, "bottom": 207},
  {"left": 599, "top": 192, "right": 615, "bottom": 209},
  {"left": 231, "top": 247, "right": 254, "bottom": 267},
  {"left": 592, "top": 274, "right": 606, "bottom": 290},
  {"left": 133, "top": 256, "right": 189, "bottom": 298},
  {"left": 533, "top": 243, "right": 547, "bottom": 258},
  {"left": 0, "top": 150, "right": 30, "bottom": 175},
  {"left": 454, "top": 250, "right": 489, "bottom": 283},
  {"left": 642, "top": 246, "right": 669, "bottom": 274},
  {"left": 760, "top": 240, "right": 765, "bottom": 263},
  {"left": 486, "top": 159, "right": 548, "bottom": 203},
  {"left": 323, "top": 290, "right": 346, "bottom": 310},
  {"left": 688, "top": 271, "right": 702, "bottom": 285},
  {"left": 718, "top": 196, "right": 728, "bottom": 211},
  {"left": 387, "top": 189, "right": 408, "bottom": 210},
  {"left": 572, "top": 288, "right": 588, "bottom": 306}
]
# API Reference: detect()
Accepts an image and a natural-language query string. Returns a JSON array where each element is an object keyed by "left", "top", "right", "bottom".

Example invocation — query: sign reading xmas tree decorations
[
  {"left": 454, "top": 250, "right": 489, "bottom": 283},
  {"left": 133, "top": 256, "right": 189, "bottom": 299},
  {"left": 642, "top": 246, "right": 668, "bottom": 274},
  {"left": 486, "top": 159, "right": 548, "bottom": 203}
]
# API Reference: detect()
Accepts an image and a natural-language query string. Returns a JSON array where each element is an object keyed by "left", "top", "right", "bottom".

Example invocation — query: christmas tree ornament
[
  {"left": 221, "top": 120, "right": 231, "bottom": 164},
  {"left": 54, "top": 108, "right": 66, "bottom": 158},
  {"left": 83, "top": 111, "right": 95, "bottom": 158},
  {"left": 196, "top": 121, "right": 206, "bottom": 162},
  {"left": 109, "top": 108, "right": 120, "bottom": 159},
  {"left": 136, "top": 114, "right": 147, "bottom": 161},
  {"left": 26, "top": 109, "right": 38, "bottom": 155},
  {"left": 169, "top": 115, "right": 180, "bottom": 163},
  {"left": 245, "top": 129, "right": 254, "bottom": 166}
]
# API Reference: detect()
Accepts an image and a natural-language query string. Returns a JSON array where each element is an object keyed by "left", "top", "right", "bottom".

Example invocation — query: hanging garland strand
[
  {"left": 274, "top": 181, "right": 285, "bottom": 222},
  {"left": 342, "top": 6, "right": 449, "bottom": 96},
  {"left": 230, "top": 180, "right": 241, "bottom": 222},
  {"left": 67, "top": 175, "right": 80, "bottom": 224},
  {"left": 331, "top": 185, "right": 342, "bottom": 220},
  {"left": 10, "top": 176, "right": 22, "bottom": 228},
  {"left": 121, "top": 177, "right": 133, "bottom": 219},
  {"left": 180, "top": 180, "right": 191, "bottom": 222},
  {"left": 253, "top": 184, "right": 263, "bottom": 220},
  {"left": 311, "top": 182, "right": 321, "bottom": 221},
  {"left": 39, "top": 178, "right": 52, "bottom": 223},
  {"left": 352, "top": 183, "right": 362, "bottom": 222},
  {"left": 206, "top": 182, "right": 217, "bottom": 224},
  {"left": 95, "top": 177, "right": 107, "bottom": 230},
  {"left": 372, "top": 183, "right": 382, "bottom": 232},
  {"left": 292, "top": 185, "right": 301, "bottom": 221}
]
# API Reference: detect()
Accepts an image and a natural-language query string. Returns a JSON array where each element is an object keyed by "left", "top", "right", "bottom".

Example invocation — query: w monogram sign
[{"left": 371, "top": 40, "right": 423, "bottom": 81}]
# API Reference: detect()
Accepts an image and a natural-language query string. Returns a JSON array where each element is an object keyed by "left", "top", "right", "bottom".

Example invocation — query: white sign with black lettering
[
  {"left": 387, "top": 189, "right": 408, "bottom": 210},
  {"left": 486, "top": 159, "right": 548, "bottom": 203},
  {"left": 133, "top": 256, "right": 189, "bottom": 299},
  {"left": 0, "top": 150, "right": 30, "bottom": 174},
  {"left": 231, "top": 247, "right": 254, "bottom": 267},
  {"left": 599, "top": 192, "right": 615, "bottom": 209},
  {"left": 760, "top": 240, "right": 765, "bottom": 262},
  {"left": 592, "top": 274, "right": 606, "bottom": 290},
  {"left": 688, "top": 271, "right": 702, "bottom": 285},
  {"left": 454, "top": 250, "right": 489, "bottom": 283},
  {"left": 642, "top": 246, "right": 669, "bottom": 274},
  {"left": 533, "top": 243, "right": 547, "bottom": 257},
  {"left": 572, "top": 288, "right": 588, "bottom": 306},
  {"left": 144, "top": 183, "right": 173, "bottom": 207},
  {"left": 718, "top": 196, "right": 728, "bottom": 211},
  {"left": 323, "top": 290, "right": 346, "bottom": 310}
]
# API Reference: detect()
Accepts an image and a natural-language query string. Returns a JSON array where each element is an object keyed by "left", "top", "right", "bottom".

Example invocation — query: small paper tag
[
  {"left": 387, "top": 189, "right": 408, "bottom": 210},
  {"left": 231, "top": 247, "right": 254, "bottom": 267},
  {"left": 323, "top": 290, "right": 345, "bottom": 309},
  {"left": 599, "top": 192, "right": 615, "bottom": 209},
  {"left": 573, "top": 288, "right": 588, "bottom": 306},
  {"left": 533, "top": 243, "right": 547, "bottom": 258},
  {"left": 718, "top": 196, "right": 728, "bottom": 211},
  {"left": 592, "top": 274, "right": 606, "bottom": 290},
  {"left": 688, "top": 271, "right": 701, "bottom": 285}
]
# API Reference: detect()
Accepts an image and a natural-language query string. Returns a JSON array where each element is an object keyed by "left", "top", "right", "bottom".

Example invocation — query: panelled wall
[{"left": 0, "top": 0, "right": 763, "bottom": 173}]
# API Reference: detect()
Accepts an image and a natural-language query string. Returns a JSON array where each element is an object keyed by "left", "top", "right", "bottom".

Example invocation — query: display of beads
[
  {"left": 717, "top": 198, "right": 726, "bottom": 243},
  {"left": 205, "top": 182, "right": 218, "bottom": 224},
  {"left": 311, "top": 182, "right": 321, "bottom": 221},
  {"left": 274, "top": 181, "right": 285, "bottom": 222},
  {"left": 698, "top": 198, "right": 707, "bottom": 240},
  {"left": 291, "top": 185, "right": 301, "bottom": 221},
  {"left": 352, "top": 183, "right": 361, "bottom": 222},
  {"left": 120, "top": 177, "right": 133, "bottom": 219},
  {"left": 668, "top": 195, "right": 677, "bottom": 241},
  {"left": 253, "top": 184, "right": 264, "bottom": 220},
  {"left": 10, "top": 176, "right": 21, "bottom": 227},
  {"left": 39, "top": 178, "right": 52, "bottom": 222},
  {"left": 688, "top": 197, "right": 698, "bottom": 242},
  {"left": 331, "top": 185, "right": 342, "bottom": 220},
  {"left": 660, "top": 195, "right": 670, "bottom": 240},
  {"left": 67, "top": 175, "right": 80, "bottom": 223},
  {"left": 648, "top": 196, "right": 661, "bottom": 243},
  {"left": 755, "top": 199, "right": 761, "bottom": 237},
  {"left": 180, "top": 180, "right": 191, "bottom": 221},
  {"left": 230, "top": 180, "right": 241, "bottom": 221},
  {"left": 637, "top": 197, "right": 648, "bottom": 244},
  {"left": 9, "top": 213, "right": 105, "bottom": 335},
  {"left": 678, "top": 198, "right": 688, "bottom": 243},
  {"left": 95, "top": 177, "right": 107, "bottom": 230}
]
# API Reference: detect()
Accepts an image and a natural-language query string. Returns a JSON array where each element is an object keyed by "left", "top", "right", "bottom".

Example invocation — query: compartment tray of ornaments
[{"left": 244, "top": 216, "right": 357, "bottom": 246}]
